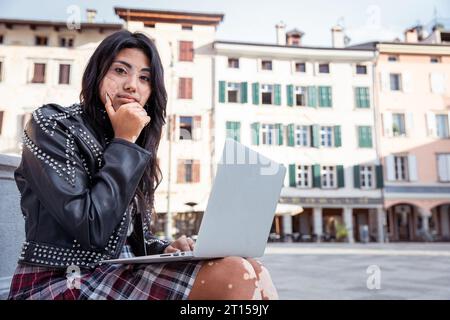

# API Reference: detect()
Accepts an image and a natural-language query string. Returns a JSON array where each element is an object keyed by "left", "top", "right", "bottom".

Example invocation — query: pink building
[{"left": 354, "top": 25, "right": 450, "bottom": 241}]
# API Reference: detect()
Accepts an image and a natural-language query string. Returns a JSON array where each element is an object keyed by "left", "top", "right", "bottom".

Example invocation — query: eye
[
  {"left": 114, "top": 67, "right": 127, "bottom": 75},
  {"left": 140, "top": 75, "right": 151, "bottom": 82}
]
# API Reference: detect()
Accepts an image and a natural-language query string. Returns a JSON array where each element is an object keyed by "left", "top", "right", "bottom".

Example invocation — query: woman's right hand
[{"left": 104, "top": 93, "right": 151, "bottom": 143}]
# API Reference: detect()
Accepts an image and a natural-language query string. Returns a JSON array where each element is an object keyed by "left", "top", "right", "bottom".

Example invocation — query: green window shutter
[
  {"left": 251, "top": 122, "right": 260, "bottom": 145},
  {"left": 240, "top": 82, "right": 248, "bottom": 103},
  {"left": 356, "top": 87, "right": 370, "bottom": 108},
  {"left": 376, "top": 165, "right": 384, "bottom": 189},
  {"left": 319, "top": 86, "right": 332, "bottom": 107},
  {"left": 287, "top": 124, "right": 295, "bottom": 146},
  {"left": 353, "top": 165, "right": 361, "bottom": 189},
  {"left": 226, "top": 121, "right": 232, "bottom": 139},
  {"left": 274, "top": 84, "right": 281, "bottom": 105},
  {"left": 276, "top": 123, "right": 283, "bottom": 145},
  {"left": 334, "top": 125, "right": 342, "bottom": 147},
  {"left": 312, "top": 125, "right": 320, "bottom": 148},
  {"left": 312, "top": 164, "right": 321, "bottom": 188},
  {"left": 252, "top": 83, "right": 259, "bottom": 105},
  {"left": 289, "top": 164, "right": 296, "bottom": 187},
  {"left": 337, "top": 165, "right": 345, "bottom": 188},
  {"left": 235, "top": 122, "right": 241, "bottom": 142},
  {"left": 358, "top": 126, "right": 372, "bottom": 148},
  {"left": 307, "top": 86, "right": 317, "bottom": 107},
  {"left": 287, "top": 85, "right": 294, "bottom": 107},
  {"left": 219, "top": 81, "right": 226, "bottom": 103}
]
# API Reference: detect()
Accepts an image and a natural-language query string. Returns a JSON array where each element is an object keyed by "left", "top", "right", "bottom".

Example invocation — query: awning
[{"left": 275, "top": 203, "right": 304, "bottom": 216}]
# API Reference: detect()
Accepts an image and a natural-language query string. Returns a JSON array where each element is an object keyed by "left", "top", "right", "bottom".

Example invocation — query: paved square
[{"left": 260, "top": 243, "right": 450, "bottom": 300}]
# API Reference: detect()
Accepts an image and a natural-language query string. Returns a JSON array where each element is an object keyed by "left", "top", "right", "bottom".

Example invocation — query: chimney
[
  {"left": 286, "top": 29, "right": 304, "bottom": 47},
  {"left": 275, "top": 21, "right": 286, "bottom": 45},
  {"left": 331, "top": 25, "right": 344, "bottom": 48},
  {"left": 86, "top": 9, "right": 97, "bottom": 23}
]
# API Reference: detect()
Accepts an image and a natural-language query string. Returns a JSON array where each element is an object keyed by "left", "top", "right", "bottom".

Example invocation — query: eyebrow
[{"left": 114, "top": 60, "right": 151, "bottom": 73}]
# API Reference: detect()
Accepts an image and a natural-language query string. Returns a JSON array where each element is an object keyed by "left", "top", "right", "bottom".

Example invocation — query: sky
[{"left": 0, "top": 0, "right": 449, "bottom": 46}]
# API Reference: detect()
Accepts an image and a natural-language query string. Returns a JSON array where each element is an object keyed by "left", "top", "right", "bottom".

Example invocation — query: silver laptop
[{"left": 101, "top": 139, "right": 286, "bottom": 264}]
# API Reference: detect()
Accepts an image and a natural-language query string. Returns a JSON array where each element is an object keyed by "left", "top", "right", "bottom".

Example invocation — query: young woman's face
[{"left": 99, "top": 48, "right": 152, "bottom": 111}]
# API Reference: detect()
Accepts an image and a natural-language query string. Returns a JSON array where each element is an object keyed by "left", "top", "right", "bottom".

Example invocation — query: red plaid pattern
[{"left": 8, "top": 245, "right": 203, "bottom": 300}]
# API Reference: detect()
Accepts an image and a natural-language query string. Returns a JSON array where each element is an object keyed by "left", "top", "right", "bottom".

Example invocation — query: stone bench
[{"left": 0, "top": 154, "right": 24, "bottom": 299}]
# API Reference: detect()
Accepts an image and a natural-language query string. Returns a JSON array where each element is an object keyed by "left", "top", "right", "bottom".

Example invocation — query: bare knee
[
  {"left": 245, "top": 258, "right": 279, "bottom": 300},
  {"left": 189, "top": 256, "right": 260, "bottom": 300}
]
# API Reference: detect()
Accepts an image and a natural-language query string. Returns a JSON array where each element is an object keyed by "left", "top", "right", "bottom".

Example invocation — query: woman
[{"left": 8, "top": 30, "right": 278, "bottom": 300}]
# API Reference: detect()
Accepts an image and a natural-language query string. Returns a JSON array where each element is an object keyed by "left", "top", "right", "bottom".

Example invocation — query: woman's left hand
[{"left": 164, "top": 235, "right": 195, "bottom": 253}]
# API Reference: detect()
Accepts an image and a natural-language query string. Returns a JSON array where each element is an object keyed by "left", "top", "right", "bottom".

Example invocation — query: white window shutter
[
  {"left": 380, "top": 72, "right": 389, "bottom": 91},
  {"left": 426, "top": 112, "right": 437, "bottom": 137},
  {"left": 437, "top": 155, "right": 449, "bottom": 182},
  {"left": 383, "top": 112, "right": 393, "bottom": 137},
  {"left": 408, "top": 155, "right": 418, "bottom": 181},
  {"left": 386, "top": 155, "right": 395, "bottom": 181},
  {"left": 406, "top": 112, "right": 414, "bottom": 137},
  {"left": 402, "top": 72, "right": 412, "bottom": 93},
  {"left": 430, "top": 73, "right": 445, "bottom": 94}
]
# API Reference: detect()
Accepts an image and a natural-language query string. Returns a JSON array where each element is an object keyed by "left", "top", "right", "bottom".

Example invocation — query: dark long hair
[{"left": 80, "top": 30, "right": 167, "bottom": 222}]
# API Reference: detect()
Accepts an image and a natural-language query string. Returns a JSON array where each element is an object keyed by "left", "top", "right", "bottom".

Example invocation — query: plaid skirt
[{"left": 8, "top": 245, "right": 203, "bottom": 300}]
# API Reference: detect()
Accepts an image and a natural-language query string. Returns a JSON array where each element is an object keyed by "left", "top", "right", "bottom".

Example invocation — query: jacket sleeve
[
  {"left": 144, "top": 231, "right": 171, "bottom": 254},
  {"left": 18, "top": 106, "right": 152, "bottom": 250}
]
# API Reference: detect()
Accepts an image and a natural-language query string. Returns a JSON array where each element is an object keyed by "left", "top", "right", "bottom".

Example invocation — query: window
[
  {"left": 388, "top": 55, "right": 398, "bottom": 62},
  {"left": 320, "top": 126, "right": 333, "bottom": 147},
  {"left": 227, "top": 82, "right": 240, "bottom": 103},
  {"left": 177, "top": 159, "right": 200, "bottom": 183},
  {"left": 295, "top": 62, "right": 306, "bottom": 72},
  {"left": 179, "top": 41, "right": 193, "bottom": 61},
  {"left": 437, "top": 154, "right": 450, "bottom": 182},
  {"left": 318, "top": 86, "right": 332, "bottom": 107},
  {"left": 32, "top": 63, "right": 46, "bottom": 83},
  {"left": 0, "top": 111, "right": 3, "bottom": 135},
  {"left": 321, "top": 166, "right": 336, "bottom": 188},
  {"left": 226, "top": 121, "right": 241, "bottom": 142},
  {"left": 358, "top": 126, "right": 373, "bottom": 148},
  {"left": 392, "top": 113, "right": 406, "bottom": 136},
  {"left": 35, "top": 36, "right": 48, "bottom": 46},
  {"left": 178, "top": 78, "right": 192, "bottom": 99},
  {"left": 355, "top": 87, "right": 370, "bottom": 108},
  {"left": 436, "top": 114, "right": 449, "bottom": 138},
  {"left": 394, "top": 156, "right": 408, "bottom": 181},
  {"left": 182, "top": 25, "right": 193, "bottom": 30},
  {"left": 294, "top": 125, "right": 310, "bottom": 146},
  {"left": 179, "top": 116, "right": 193, "bottom": 140},
  {"left": 295, "top": 86, "right": 307, "bottom": 106},
  {"left": 430, "top": 56, "right": 441, "bottom": 63},
  {"left": 356, "top": 65, "right": 367, "bottom": 74},
  {"left": 296, "top": 165, "right": 311, "bottom": 188},
  {"left": 261, "top": 84, "right": 273, "bottom": 104},
  {"left": 318, "top": 63, "right": 329, "bottom": 74},
  {"left": 261, "top": 60, "right": 272, "bottom": 71},
  {"left": 228, "top": 58, "right": 239, "bottom": 69},
  {"left": 58, "top": 64, "right": 71, "bottom": 84},
  {"left": 59, "top": 36, "right": 74, "bottom": 48},
  {"left": 360, "top": 165, "right": 374, "bottom": 189},
  {"left": 390, "top": 74, "right": 402, "bottom": 91},
  {"left": 261, "top": 124, "right": 278, "bottom": 145}
]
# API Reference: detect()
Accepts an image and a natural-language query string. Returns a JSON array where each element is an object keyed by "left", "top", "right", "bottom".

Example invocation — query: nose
[{"left": 123, "top": 74, "right": 137, "bottom": 93}]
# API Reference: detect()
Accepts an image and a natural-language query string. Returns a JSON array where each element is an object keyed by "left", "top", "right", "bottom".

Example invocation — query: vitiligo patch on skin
[
  {"left": 208, "top": 261, "right": 214, "bottom": 266},
  {"left": 200, "top": 280, "right": 205, "bottom": 285},
  {"left": 228, "top": 284, "right": 233, "bottom": 289},
  {"left": 243, "top": 273, "right": 250, "bottom": 280}
]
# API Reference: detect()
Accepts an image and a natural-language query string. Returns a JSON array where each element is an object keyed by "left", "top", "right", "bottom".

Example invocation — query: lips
[{"left": 117, "top": 94, "right": 139, "bottom": 103}]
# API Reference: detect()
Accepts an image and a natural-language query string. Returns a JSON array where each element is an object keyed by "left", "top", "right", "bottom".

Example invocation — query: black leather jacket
[{"left": 14, "top": 103, "right": 170, "bottom": 270}]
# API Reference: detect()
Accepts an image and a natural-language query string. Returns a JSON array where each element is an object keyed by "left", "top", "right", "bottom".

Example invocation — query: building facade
[{"left": 212, "top": 26, "right": 385, "bottom": 243}]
